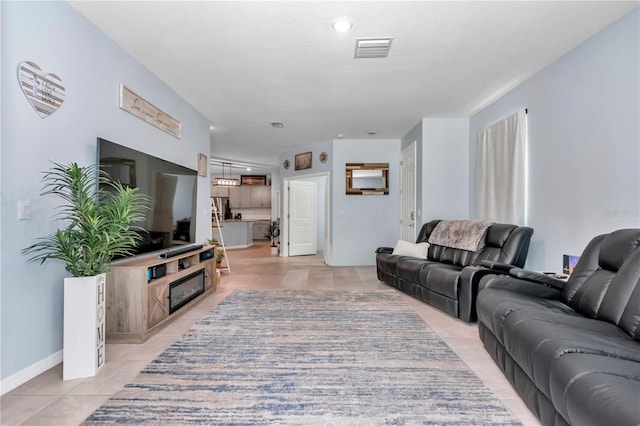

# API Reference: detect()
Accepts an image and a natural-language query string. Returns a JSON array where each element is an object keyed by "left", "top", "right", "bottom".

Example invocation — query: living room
[{"left": 2, "top": 1, "right": 639, "bottom": 424}]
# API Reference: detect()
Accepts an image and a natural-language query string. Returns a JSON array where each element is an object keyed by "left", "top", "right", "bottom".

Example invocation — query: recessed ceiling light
[
  {"left": 337, "top": 134, "right": 344, "bottom": 139},
  {"left": 367, "top": 131, "right": 377, "bottom": 135},
  {"left": 246, "top": 167, "right": 252, "bottom": 171},
  {"left": 270, "top": 121, "right": 284, "bottom": 128},
  {"left": 332, "top": 18, "right": 353, "bottom": 33}
]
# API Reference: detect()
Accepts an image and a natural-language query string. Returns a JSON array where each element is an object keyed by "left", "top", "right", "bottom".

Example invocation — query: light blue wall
[
  {"left": 400, "top": 119, "right": 469, "bottom": 232},
  {"left": 279, "top": 141, "right": 333, "bottom": 179},
  {"left": 278, "top": 138, "right": 400, "bottom": 265},
  {"left": 469, "top": 8, "right": 640, "bottom": 271},
  {"left": 420, "top": 118, "right": 469, "bottom": 223},
  {"left": 332, "top": 139, "right": 401, "bottom": 266},
  {"left": 1, "top": 1, "right": 211, "bottom": 384}
]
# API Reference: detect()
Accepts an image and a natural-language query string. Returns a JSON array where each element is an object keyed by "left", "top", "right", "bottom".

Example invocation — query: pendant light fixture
[{"left": 213, "top": 162, "right": 240, "bottom": 187}]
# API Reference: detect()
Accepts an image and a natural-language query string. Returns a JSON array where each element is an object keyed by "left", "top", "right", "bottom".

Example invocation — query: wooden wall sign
[
  {"left": 119, "top": 84, "right": 182, "bottom": 139},
  {"left": 18, "top": 61, "right": 65, "bottom": 118}
]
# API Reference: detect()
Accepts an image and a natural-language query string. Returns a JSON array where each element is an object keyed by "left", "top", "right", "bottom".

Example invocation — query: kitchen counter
[{"left": 212, "top": 220, "right": 253, "bottom": 248}]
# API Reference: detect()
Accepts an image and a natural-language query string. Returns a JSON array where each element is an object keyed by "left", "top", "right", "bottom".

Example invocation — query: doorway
[
  {"left": 282, "top": 172, "right": 330, "bottom": 264},
  {"left": 288, "top": 180, "right": 317, "bottom": 256}
]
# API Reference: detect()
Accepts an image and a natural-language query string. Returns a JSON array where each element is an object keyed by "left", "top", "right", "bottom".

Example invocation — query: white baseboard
[
  {"left": 1, "top": 350, "right": 62, "bottom": 395},
  {"left": 224, "top": 243, "right": 253, "bottom": 249}
]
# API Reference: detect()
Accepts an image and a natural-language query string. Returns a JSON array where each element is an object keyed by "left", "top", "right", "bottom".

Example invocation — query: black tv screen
[{"left": 97, "top": 137, "right": 197, "bottom": 257}]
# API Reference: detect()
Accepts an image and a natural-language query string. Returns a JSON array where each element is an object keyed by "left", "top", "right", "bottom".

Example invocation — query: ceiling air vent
[
  {"left": 270, "top": 121, "right": 284, "bottom": 128},
  {"left": 354, "top": 37, "right": 393, "bottom": 59}
]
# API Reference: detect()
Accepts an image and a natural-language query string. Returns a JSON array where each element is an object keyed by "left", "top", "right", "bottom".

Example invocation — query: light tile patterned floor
[{"left": 1, "top": 242, "right": 540, "bottom": 425}]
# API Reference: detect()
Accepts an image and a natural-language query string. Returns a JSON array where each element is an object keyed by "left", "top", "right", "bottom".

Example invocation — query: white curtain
[{"left": 476, "top": 110, "right": 527, "bottom": 224}]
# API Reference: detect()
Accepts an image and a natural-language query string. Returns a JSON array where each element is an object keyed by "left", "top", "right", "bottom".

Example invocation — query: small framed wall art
[
  {"left": 295, "top": 152, "right": 312, "bottom": 171},
  {"left": 197, "top": 153, "right": 208, "bottom": 177}
]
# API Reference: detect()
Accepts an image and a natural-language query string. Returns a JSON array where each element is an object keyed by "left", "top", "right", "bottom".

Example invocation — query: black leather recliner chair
[
  {"left": 476, "top": 228, "right": 640, "bottom": 426},
  {"left": 376, "top": 220, "right": 533, "bottom": 322}
]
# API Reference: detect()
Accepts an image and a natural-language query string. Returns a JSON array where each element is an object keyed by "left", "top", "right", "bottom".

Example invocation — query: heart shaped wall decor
[{"left": 18, "top": 61, "right": 65, "bottom": 118}]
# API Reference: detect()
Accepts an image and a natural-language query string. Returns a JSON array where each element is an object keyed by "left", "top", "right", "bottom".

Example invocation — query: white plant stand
[{"left": 63, "top": 273, "right": 106, "bottom": 380}]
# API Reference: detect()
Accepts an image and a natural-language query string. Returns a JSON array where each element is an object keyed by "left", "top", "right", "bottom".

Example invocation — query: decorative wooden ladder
[{"left": 211, "top": 197, "right": 230, "bottom": 273}]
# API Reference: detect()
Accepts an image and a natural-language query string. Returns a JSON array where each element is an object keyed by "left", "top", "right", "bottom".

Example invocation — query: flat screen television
[{"left": 97, "top": 137, "right": 198, "bottom": 257}]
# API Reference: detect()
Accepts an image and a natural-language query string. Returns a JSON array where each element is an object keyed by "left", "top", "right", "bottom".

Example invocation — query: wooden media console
[{"left": 105, "top": 245, "right": 218, "bottom": 343}]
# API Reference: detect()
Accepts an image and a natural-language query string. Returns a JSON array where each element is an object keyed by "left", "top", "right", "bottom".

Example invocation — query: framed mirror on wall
[{"left": 346, "top": 163, "right": 389, "bottom": 195}]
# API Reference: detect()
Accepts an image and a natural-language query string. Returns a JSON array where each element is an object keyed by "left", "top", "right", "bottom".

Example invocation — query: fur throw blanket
[{"left": 427, "top": 220, "right": 493, "bottom": 252}]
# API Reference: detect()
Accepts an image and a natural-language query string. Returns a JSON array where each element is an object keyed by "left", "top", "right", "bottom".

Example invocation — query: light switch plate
[{"left": 18, "top": 200, "right": 32, "bottom": 220}]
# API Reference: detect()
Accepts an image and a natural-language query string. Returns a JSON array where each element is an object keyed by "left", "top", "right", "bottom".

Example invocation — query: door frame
[
  {"left": 400, "top": 141, "right": 418, "bottom": 241},
  {"left": 281, "top": 171, "right": 331, "bottom": 265}
]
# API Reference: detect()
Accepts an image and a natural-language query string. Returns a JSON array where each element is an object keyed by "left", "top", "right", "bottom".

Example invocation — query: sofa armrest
[
  {"left": 479, "top": 274, "right": 562, "bottom": 299},
  {"left": 479, "top": 260, "right": 515, "bottom": 272},
  {"left": 508, "top": 267, "right": 567, "bottom": 290},
  {"left": 375, "top": 246, "right": 394, "bottom": 254},
  {"left": 458, "top": 265, "right": 511, "bottom": 322}
]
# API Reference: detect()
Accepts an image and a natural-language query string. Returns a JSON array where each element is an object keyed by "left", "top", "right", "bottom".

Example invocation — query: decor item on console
[
  {"left": 476, "top": 228, "right": 640, "bottom": 426},
  {"left": 21, "top": 162, "right": 150, "bottom": 380},
  {"left": 375, "top": 219, "right": 533, "bottom": 322}
]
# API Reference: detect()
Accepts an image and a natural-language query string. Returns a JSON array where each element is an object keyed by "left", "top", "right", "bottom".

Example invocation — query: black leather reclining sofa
[
  {"left": 375, "top": 219, "right": 533, "bottom": 322},
  {"left": 476, "top": 228, "right": 640, "bottom": 426}
]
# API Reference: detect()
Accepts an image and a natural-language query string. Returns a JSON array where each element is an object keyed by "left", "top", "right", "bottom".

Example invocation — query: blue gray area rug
[{"left": 83, "top": 290, "right": 520, "bottom": 425}]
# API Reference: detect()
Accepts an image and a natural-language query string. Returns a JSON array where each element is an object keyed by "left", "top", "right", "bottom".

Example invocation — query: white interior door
[
  {"left": 400, "top": 142, "right": 417, "bottom": 241},
  {"left": 288, "top": 180, "right": 317, "bottom": 256}
]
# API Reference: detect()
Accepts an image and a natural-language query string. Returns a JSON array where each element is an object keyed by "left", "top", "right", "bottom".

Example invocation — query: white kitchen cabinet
[
  {"left": 250, "top": 186, "right": 271, "bottom": 208},
  {"left": 229, "top": 187, "right": 251, "bottom": 208},
  {"left": 230, "top": 186, "right": 271, "bottom": 208}
]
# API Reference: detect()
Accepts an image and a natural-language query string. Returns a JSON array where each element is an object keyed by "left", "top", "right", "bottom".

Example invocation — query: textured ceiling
[{"left": 70, "top": 1, "right": 638, "bottom": 168}]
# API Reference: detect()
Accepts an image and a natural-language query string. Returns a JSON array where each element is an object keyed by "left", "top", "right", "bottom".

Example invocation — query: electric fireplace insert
[{"left": 169, "top": 270, "right": 205, "bottom": 314}]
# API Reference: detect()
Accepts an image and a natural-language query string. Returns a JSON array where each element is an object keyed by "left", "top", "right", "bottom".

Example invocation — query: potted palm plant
[
  {"left": 215, "top": 249, "right": 225, "bottom": 268},
  {"left": 22, "top": 161, "right": 150, "bottom": 380},
  {"left": 264, "top": 220, "right": 280, "bottom": 255}
]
